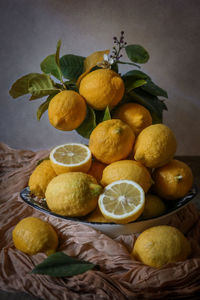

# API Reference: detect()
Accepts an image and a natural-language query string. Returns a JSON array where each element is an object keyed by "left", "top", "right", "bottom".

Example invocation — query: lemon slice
[
  {"left": 98, "top": 180, "right": 145, "bottom": 224},
  {"left": 50, "top": 143, "right": 92, "bottom": 175}
]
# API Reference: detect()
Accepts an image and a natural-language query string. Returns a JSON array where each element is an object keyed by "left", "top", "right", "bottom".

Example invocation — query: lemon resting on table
[{"left": 12, "top": 217, "right": 58, "bottom": 256}]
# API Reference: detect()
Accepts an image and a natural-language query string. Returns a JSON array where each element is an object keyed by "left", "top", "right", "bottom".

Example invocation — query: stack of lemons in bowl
[{"left": 14, "top": 67, "right": 194, "bottom": 268}]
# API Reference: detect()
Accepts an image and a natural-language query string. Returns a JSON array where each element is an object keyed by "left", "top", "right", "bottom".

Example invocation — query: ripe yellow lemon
[
  {"left": 86, "top": 206, "right": 109, "bottom": 223},
  {"left": 89, "top": 119, "right": 135, "bottom": 164},
  {"left": 113, "top": 103, "right": 152, "bottom": 135},
  {"left": 50, "top": 143, "right": 92, "bottom": 175},
  {"left": 132, "top": 225, "right": 191, "bottom": 268},
  {"left": 153, "top": 159, "right": 193, "bottom": 200},
  {"left": 87, "top": 159, "right": 107, "bottom": 183},
  {"left": 79, "top": 69, "right": 125, "bottom": 110},
  {"left": 28, "top": 160, "right": 57, "bottom": 198},
  {"left": 141, "top": 194, "right": 166, "bottom": 219},
  {"left": 48, "top": 90, "right": 87, "bottom": 131},
  {"left": 101, "top": 160, "right": 152, "bottom": 193},
  {"left": 12, "top": 217, "right": 58, "bottom": 256},
  {"left": 98, "top": 180, "right": 145, "bottom": 224},
  {"left": 45, "top": 172, "right": 102, "bottom": 217},
  {"left": 134, "top": 124, "right": 177, "bottom": 168}
]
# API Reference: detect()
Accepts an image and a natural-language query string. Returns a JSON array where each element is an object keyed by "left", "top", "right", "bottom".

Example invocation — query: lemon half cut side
[
  {"left": 98, "top": 180, "right": 145, "bottom": 224},
  {"left": 50, "top": 143, "right": 92, "bottom": 175}
]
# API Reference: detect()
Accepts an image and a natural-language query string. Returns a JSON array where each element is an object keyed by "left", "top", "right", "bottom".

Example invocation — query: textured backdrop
[{"left": 0, "top": 0, "right": 200, "bottom": 155}]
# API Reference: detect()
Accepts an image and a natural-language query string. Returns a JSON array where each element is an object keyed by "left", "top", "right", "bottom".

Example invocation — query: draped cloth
[{"left": 0, "top": 143, "right": 200, "bottom": 300}]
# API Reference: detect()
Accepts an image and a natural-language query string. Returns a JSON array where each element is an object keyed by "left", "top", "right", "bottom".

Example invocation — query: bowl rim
[{"left": 20, "top": 185, "right": 198, "bottom": 225}]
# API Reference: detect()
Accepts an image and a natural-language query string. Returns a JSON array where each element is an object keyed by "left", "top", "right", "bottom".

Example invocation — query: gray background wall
[{"left": 0, "top": 0, "right": 199, "bottom": 155}]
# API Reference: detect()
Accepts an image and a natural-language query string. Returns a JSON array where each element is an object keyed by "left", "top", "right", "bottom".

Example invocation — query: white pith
[
  {"left": 98, "top": 180, "right": 145, "bottom": 219},
  {"left": 50, "top": 143, "right": 91, "bottom": 166}
]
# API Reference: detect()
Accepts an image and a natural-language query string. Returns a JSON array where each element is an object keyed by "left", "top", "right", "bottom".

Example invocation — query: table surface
[{"left": 1, "top": 156, "right": 200, "bottom": 300}]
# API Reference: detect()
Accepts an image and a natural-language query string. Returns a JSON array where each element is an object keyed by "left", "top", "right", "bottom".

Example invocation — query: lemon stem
[
  {"left": 89, "top": 184, "right": 103, "bottom": 196},
  {"left": 175, "top": 175, "right": 183, "bottom": 181}
]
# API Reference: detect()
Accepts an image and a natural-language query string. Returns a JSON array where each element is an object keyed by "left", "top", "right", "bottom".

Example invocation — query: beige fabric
[{"left": 0, "top": 143, "right": 200, "bottom": 299}]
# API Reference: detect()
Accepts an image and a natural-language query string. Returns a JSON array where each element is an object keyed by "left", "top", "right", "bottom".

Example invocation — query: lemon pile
[{"left": 14, "top": 67, "right": 193, "bottom": 267}]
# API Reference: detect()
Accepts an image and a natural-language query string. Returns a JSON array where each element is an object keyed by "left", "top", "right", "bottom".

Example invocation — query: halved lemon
[
  {"left": 98, "top": 180, "right": 145, "bottom": 224},
  {"left": 49, "top": 143, "right": 92, "bottom": 175}
]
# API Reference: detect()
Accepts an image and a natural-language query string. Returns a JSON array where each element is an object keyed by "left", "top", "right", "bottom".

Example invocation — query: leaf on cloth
[{"left": 32, "top": 252, "right": 97, "bottom": 277}]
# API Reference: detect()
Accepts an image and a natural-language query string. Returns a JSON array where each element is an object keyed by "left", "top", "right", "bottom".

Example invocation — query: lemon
[
  {"left": 28, "top": 160, "right": 57, "bottom": 198},
  {"left": 98, "top": 180, "right": 145, "bottom": 224},
  {"left": 134, "top": 124, "right": 177, "bottom": 168},
  {"left": 89, "top": 119, "right": 135, "bottom": 164},
  {"left": 113, "top": 103, "right": 152, "bottom": 136},
  {"left": 132, "top": 225, "right": 191, "bottom": 268},
  {"left": 50, "top": 143, "right": 92, "bottom": 175},
  {"left": 86, "top": 206, "right": 109, "bottom": 223},
  {"left": 45, "top": 172, "right": 102, "bottom": 217},
  {"left": 48, "top": 90, "right": 87, "bottom": 131},
  {"left": 141, "top": 194, "right": 166, "bottom": 219},
  {"left": 153, "top": 159, "right": 193, "bottom": 200},
  {"left": 79, "top": 69, "right": 125, "bottom": 110},
  {"left": 12, "top": 217, "right": 58, "bottom": 256},
  {"left": 101, "top": 160, "right": 152, "bottom": 193},
  {"left": 87, "top": 159, "right": 107, "bottom": 183}
]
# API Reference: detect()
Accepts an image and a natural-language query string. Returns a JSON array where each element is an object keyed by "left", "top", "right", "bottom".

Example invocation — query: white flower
[
  {"left": 103, "top": 54, "right": 114, "bottom": 65},
  {"left": 97, "top": 54, "right": 114, "bottom": 69}
]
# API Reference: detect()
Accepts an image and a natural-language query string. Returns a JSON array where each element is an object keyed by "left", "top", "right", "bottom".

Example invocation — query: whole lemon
[
  {"left": 28, "top": 160, "right": 57, "bottom": 198},
  {"left": 141, "top": 194, "right": 166, "bottom": 219},
  {"left": 86, "top": 206, "right": 109, "bottom": 223},
  {"left": 89, "top": 119, "right": 135, "bottom": 164},
  {"left": 113, "top": 103, "right": 152, "bottom": 136},
  {"left": 101, "top": 160, "right": 152, "bottom": 193},
  {"left": 134, "top": 124, "right": 177, "bottom": 168},
  {"left": 79, "top": 69, "right": 125, "bottom": 110},
  {"left": 45, "top": 172, "right": 102, "bottom": 217},
  {"left": 87, "top": 159, "right": 107, "bottom": 183},
  {"left": 153, "top": 159, "right": 193, "bottom": 200},
  {"left": 48, "top": 90, "right": 87, "bottom": 131},
  {"left": 132, "top": 225, "right": 191, "bottom": 268},
  {"left": 12, "top": 217, "right": 58, "bottom": 256}
]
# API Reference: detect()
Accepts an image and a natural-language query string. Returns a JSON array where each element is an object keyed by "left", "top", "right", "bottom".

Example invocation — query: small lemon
[
  {"left": 48, "top": 90, "right": 87, "bottom": 131},
  {"left": 132, "top": 225, "right": 191, "bottom": 268},
  {"left": 86, "top": 206, "right": 109, "bottom": 223},
  {"left": 28, "top": 160, "right": 57, "bottom": 198},
  {"left": 12, "top": 217, "right": 58, "bottom": 256},
  {"left": 153, "top": 159, "right": 193, "bottom": 200},
  {"left": 79, "top": 69, "right": 125, "bottom": 110},
  {"left": 45, "top": 172, "right": 102, "bottom": 217},
  {"left": 134, "top": 124, "right": 177, "bottom": 168},
  {"left": 141, "top": 194, "right": 166, "bottom": 219},
  {"left": 101, "top": 160, "right": 152, "bottom": 193},
  {"left": 113, "top": 103, "right": 152, "bottom": 135},
  {"left": 89, "top": 119, "right": 135, "bottom": 164},
  {"left": 87, "top": 159, "right": 107, "bottom": 183}
]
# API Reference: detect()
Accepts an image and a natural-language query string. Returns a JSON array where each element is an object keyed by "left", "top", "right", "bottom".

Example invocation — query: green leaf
[
  {"left": 76, "top": 106, "right": 96, "bottom": 138},
  {"left": 124, "top": 79, "right": 147, "bottom": 93},
  {"left": 9, "top": 73, "right": 41, "bottom": 99},
  {"left": 28, "top": 74, "right": 60, "bottom": 100},
  {"left": 32, "top": 252, "right": 96, "bottom": 277},
  {"left": 64, "top": 81, "right": 79, "bottom": 92},
  {"left": 116, "top": 60, "right": 141, "bottom": 68},
  {"left": 37, "top": 94, "right": 56, "bottom": 120},
  {"left": 125, "top": 45, "right": 150, "bottom": 64},
  {"left": 111, "top": 62, "right": 119, "bottom": 73},
  {"left": 40, "top": 54, "right": 62, "bottom": 81},
  {"left": 141, "top": 79, "right": 168, "bottom": 98},
  {"left": 102, "top": 106, "right": 111, "bottom": 121},
  {"left": 122, "top": 70, "right": 150, "bottom": 80},
  {"left": 60, "top": 54, "right": 85, "bottom": 80},
  {"left": 55, "top": 40, "right": 62, "bottom": 67},
  {"left": 128, "top": 89, "right": 167, "bottom": 123}
]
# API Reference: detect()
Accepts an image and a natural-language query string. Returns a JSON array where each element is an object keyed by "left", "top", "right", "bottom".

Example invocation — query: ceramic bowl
[{"left": 20, "top": 186, "right": 198, "bottom": 238}]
